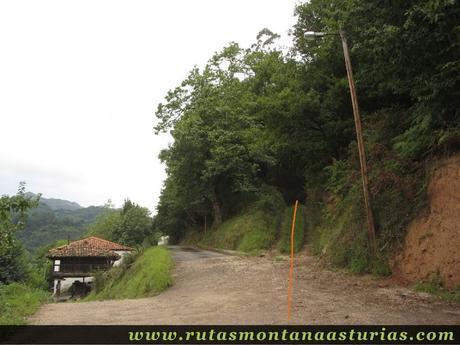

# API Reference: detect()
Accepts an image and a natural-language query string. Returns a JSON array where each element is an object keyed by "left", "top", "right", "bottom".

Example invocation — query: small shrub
[
  {"left": 371, "top": 259, "right": 392, "bottom": 277},
  {"left": 0, "top": 283, "right": 48, "bottom": 325},
  {"left": 349, "top": 240, "right": 370, "bottom": 274},
  {"left": 415, "top": 275, "right": 460, "bottom": 304}
]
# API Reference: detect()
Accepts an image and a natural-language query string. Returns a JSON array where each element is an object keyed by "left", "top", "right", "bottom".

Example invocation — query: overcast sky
[{"left": 0, "top": 0, "right": 299, "bottom": 212}]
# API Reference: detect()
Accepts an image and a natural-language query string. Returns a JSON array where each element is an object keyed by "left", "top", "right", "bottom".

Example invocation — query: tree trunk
[
  {"left": 184, "top": 208, "right": 197, "bottom": 225},
  {"left": 210, "top": 191, "right": 222, "bottom": 228}
]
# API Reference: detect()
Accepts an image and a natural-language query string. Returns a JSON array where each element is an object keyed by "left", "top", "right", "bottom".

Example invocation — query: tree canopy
[
  {"left": 0, "top": 183, "right": 40, "bottom": 284},
  {"left": 86, "top": 199, "right": 154, "bottom": 247},
  {"left": 152, "top": 0, "right": 459, "bottom": 271}
]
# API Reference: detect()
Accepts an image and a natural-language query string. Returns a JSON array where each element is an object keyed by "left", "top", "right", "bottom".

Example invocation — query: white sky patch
[{"left": 0, "top": 0, "right": 299, "bottom": 212}]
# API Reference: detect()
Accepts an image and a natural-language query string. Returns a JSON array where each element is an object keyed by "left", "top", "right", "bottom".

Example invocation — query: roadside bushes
[
  {"left": 199, "top": 186, "right": 287, "bottom": 253},
  {"left": 308, "top": 184, "right": 371, "bottom": 273},
  {"left": 200, "top": 210, "right": 277, "bottom": 253},
  {"left": 278, "top": 204, "right": 306, "bottom": 254},
  {"left": 86, "top": 246, "right": 173, "bottom": 300},
  {"left": 0, "top": 283, "right": 48, "bottom": 325},
  {"left": 415, "top": 278, "right": 460, "bottom": 304},
  {"left": 187, "top": 186, "right": 313, "bottom": 254},
  {"left": 305, "top": 132, "right": 427, "bottom": 275}
]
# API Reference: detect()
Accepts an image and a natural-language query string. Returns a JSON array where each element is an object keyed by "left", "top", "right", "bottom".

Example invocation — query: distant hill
[
  {"left": 18, "top": 194, "right": 107, "bottom": 252},
  {"left": 25, "top": 192, "right": 82, "bottom": 211},
  {"left": 41, "top": 197, "right": 82, "bottom": 211}
]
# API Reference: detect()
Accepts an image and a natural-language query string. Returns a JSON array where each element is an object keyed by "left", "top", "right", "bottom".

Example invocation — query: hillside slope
[
  {"left": 25, "top": 193, "right": 82, "bottom": 211},
  {"left": 86, "top": 246, "right": 173, "bottom": 300},
  {"left": 18, "top": 198, "right": 106, "bottom": 252}
]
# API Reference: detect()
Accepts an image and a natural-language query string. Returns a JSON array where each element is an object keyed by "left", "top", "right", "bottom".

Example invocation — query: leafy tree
[
  {"left": 0, "top": 183, "right": 40, "bottom": 284},
  {"left": 31, "top": 239, "right": 68, "bottom": 290},
  {"left": 292, "top": 0, "right": 460, "bottom": 158},
  {"left": 85, "top": 210, "right": 121, "bottom": 240},
  {"left": 288, "top": 0, "right": 460, "bottom": 270},
  {"left": 111, "top": 200, "right": 153, "bottom": 246},
  {"left": 85, "top": 200, "right": 153, "bottom": 246},
  {"left": 154, "top": 38, "right": 298, "bottom": 239},
  {"left": 153, "top": 0, "right": 460, "bottom": 272}
]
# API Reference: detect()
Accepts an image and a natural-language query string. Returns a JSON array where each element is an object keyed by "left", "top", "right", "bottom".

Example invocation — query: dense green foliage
[
  {"left": 0, "top": 186, "right": 51, "bottom": 325},
  {"left": 31, "top": 239, "right": 68, "bottom": 291},
  {"left": 198, "top": 186, "right": 285, "bottom": 253},
  {"left": 18, "top": 199, "right": 107, "bottom": 253},
  {"left": 153, "top": 0, "right": 459, "bottom": 275},
  {"left": 85, "top": 209, "right": 122, "bottom": 240},
  {"left": 278, "top": 204, "right": 307, "bottom": 254},
  {"left": 85, "top": 246, "right": 173, "bottom": 300},
  {"left": 0, "top": 186, "right": 60, "bottom": 288},
  {"left": 0, "top": 283, "right": 48, "bottom": 325},
  {"left": 86, "top": 199, "right": 156, "bottom": 246},
  {"left": 112, "top": 200, "right": 154, "bottom": 246},
  {"left": 0, "top": 184, "right": 40, "bottom": 284}
]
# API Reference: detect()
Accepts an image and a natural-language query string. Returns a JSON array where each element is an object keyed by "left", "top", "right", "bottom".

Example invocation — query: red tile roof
[{"left": 47, "top": 236, "right": 134, "bottom": 258}]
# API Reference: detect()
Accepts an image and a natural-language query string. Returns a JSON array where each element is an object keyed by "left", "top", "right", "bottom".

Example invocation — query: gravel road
[
  {"left": 29, "top": 247, "right": 460, "bottom": 325},
  {"left": 168, "top": 245, "right": 226, "bottom": 262}
]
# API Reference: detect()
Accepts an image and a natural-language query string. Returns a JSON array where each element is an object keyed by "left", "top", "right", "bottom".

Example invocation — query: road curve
[
  {"left": 168, "top": 245, "right": 226, "bottom": 262},
  {"left": 29, "top": 248, "right": 460, "bottom": 325}
]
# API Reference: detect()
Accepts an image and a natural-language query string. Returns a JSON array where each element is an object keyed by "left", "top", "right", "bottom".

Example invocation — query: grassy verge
[
  {"left": 85, "top": 246, "right": 173, "bottom": 301},
  {"left": 197, "top": 186, "right": 287, "bottom": 254},
  {"left": 200, "top": 210, "right": 280, "bottom": 254},
  {"left": 0, "top": 283, "right": 49, "bottom": 325},
  {"left": 277, "top": 205, "right": 306, "bottom": 254},
  {"left": 415, "top": 282, "right": 460, "bottom": 303}
]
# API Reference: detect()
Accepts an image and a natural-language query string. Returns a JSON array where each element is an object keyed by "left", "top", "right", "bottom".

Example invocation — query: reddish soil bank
[{"left": 392, "top": 154, "right": 460, "bottom": 289}]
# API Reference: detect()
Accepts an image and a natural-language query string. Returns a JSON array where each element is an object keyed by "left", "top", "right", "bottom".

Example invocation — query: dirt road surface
[{"left": 30, "top": 247, "right": 460, "bottom": 324}]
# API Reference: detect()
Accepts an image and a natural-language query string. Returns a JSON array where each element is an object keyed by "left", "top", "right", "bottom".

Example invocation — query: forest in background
[
  {"left": 153, "top": 0, "right": 459, "bottom": 275},
  {"left": 1, "top": 191, "right": 156, "bottom": 286},
  {"left": 17, "top": 193, "right": 106, "bottom": 252}
]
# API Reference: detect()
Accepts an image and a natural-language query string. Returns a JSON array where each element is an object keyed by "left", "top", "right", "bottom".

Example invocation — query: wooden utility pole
[{"left": 339, "top": 29, "right": 377, "bottom": 256}]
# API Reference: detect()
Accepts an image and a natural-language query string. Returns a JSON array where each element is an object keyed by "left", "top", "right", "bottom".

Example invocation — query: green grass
[
  {"left": 0, "top": 283, "right": 49, "bottom": 325},
  {"left": 308, "top": 187, "right": 384, "bottom": 275},
  {"left": 179, "top": 186, "right": 288, "bottom": 254},
  {"left": 200, "top": 210, "right": 281, "bottom": 254},
  {"left": 278, "top": 205, "right": 306, "bottom": 254},
  {"left": 415, "top": 282, "right": 460, "bottom": 303},
  {"left": 85, "top": 246, "right": 173, "bottom": 301}
]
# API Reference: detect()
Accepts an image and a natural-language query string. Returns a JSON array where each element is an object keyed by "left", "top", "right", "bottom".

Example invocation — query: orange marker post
[{"left": 287, "top": 200, "right": 299, "bottom": 321}]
